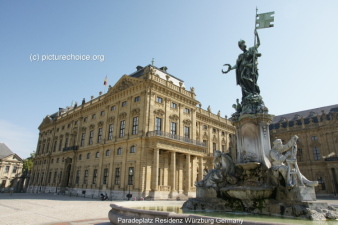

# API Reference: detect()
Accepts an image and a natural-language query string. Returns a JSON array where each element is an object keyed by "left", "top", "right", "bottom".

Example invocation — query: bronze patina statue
[
  {"left": 223, "top": 30, "right": 261, "bottom": 100},
  {"left": 223, "top": 29, "right": 268, "bottom": 116}
]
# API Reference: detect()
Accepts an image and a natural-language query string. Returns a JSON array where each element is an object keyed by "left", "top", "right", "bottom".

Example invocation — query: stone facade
[
  {"left": 0, "top": 143, "right": 23, "bottom": 191},
  {"left": 28, "top": 65, "right": 235, "bottom": 199},
  {"left": 269, "top": 104, "right": 338, "bottom": 196}
]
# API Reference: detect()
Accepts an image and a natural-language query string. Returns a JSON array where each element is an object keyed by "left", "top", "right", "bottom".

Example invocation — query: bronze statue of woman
[{"left": 223, "top": 30, "right": 261, "bottom": 100}]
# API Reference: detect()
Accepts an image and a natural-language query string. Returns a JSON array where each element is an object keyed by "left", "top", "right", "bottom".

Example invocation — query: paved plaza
[{"left": 0, "top": 193, "right": 337, "bottom": 225}]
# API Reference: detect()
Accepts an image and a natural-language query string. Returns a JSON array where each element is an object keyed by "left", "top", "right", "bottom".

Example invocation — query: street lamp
[{"left": 126, "top": 167, "right": 134, "bottom": 200}]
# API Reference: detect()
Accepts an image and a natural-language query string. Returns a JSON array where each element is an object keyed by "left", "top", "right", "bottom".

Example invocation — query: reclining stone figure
[{"left": 196, "top": 150, "right": 237, "bottom": 188}]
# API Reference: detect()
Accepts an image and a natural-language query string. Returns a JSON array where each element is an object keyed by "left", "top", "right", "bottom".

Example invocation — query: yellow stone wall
[
  {"left": 29, "top": 66, "right": 235, "bottom": 199},
  {"left": 270, "top": 111, "right": 338, "bottom": 196}
]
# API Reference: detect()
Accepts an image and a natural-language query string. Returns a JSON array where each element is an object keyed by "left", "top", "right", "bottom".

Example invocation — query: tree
[{"left": 23, "top": 152, "right": 35, "bottom": 173}]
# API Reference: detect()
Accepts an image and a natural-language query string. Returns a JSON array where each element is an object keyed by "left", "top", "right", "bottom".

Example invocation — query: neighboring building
[
  {"left": 0, "top": 143, "right": 23, "bottom": 191},
  {"left": 29, "top": 65, "right": 235, "bottom": 199},
  {"left": 269, "top": 104, "right": 338, "bottom": 196}
]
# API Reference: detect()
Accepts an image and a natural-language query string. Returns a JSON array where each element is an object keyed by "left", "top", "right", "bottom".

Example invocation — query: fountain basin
[{"left": 221, "top": 186, "right": 274, "bottom": 200}]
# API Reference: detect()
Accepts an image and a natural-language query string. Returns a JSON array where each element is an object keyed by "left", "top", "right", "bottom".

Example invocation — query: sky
[{"left": 1, "top": 0, "right": 338, "bottom": 159}]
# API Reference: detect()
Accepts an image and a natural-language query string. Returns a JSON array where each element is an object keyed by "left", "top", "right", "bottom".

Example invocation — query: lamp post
[{"left": 126, "top": 167, "right": 133, "bottom": 200}]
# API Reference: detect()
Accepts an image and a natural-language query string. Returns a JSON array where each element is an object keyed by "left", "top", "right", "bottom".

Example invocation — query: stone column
[
  {"left": 178, "top": 154, "right": 183, "bottom": 193},
  {"left": 198, "top": 157, "right": 204, "bottom": 181},
  {"left": 185, "top": 154, "right": 191, "bottom": 194},
  {"left": 170, "top": 151, "right": 176, "bottom": 195},
  {"left": 163, "top": 152, "right": 169, "bottom": 186},
  {"left": 152, "top": 148, "right": 159, "bottom": 191}
]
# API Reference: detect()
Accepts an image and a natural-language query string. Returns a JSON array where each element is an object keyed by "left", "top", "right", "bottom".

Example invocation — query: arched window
[
  {"left": 130, "top": 146, "right": 136, "bottom": 153},
  {"left": 106, "top": 149, "right": 110, "bottom": 156},
  {"left": 95, "top": 152, "right": 100, "bottom": 158},
  {"left": 117, "top": 147, "right": 122, "bottom": 155},
  {"left": 87, "top": 153, "right": 90, "bottom": 159},
  {"left": 78, "top": 154, "right": 82, "bottom": 160}
]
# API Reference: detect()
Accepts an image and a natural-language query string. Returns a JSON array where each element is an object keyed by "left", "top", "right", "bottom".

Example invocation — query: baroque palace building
[
  {"left": 269, "top": 104, "right": 338, "bottom": 196},
  {"left": 29, "top": 65, "right": 235, "bottom": 199},
  {"left": 0, "top": 143, "right": 23, "bottom": 191}
]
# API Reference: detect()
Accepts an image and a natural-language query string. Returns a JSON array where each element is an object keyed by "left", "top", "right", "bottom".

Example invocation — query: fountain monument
[{"left": 182, "top": 10, "right": 338, "bottom": 221}]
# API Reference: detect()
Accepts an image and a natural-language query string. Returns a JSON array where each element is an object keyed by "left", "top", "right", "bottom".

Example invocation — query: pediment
[
  {"left": 38, "top": 116, "right": 53, "bottom": 130},
  {"left": 107, "top": 75, "right": 143, "bottom": 95},
  {"left": 4, "top": 154, "right": 23, "bottom": 162}
]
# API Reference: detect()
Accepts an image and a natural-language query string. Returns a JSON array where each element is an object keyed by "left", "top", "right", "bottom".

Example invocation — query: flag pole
[{"left": 252, "top": 7, "right": 258, "bottom": 94}]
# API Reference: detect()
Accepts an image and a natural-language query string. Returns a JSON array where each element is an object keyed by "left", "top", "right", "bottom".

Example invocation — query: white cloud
[{"left": 0, "top": 120, "right": 38, "bottom": 159}]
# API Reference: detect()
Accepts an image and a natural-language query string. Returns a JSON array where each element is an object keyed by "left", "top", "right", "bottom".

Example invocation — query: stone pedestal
[
  {"left": 196, "top": 187, "right": 217, "bottom": 199},
  {"left": 290, "top": 186, "right": 316, "bottom": 201},
  {"left": 232, "top": 113, "right": 274, "bottom": 168}
]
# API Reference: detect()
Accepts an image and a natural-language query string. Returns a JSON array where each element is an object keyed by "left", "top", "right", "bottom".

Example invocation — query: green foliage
[{"left": 23, "top": 152, "right": 35, "bottom": 172}]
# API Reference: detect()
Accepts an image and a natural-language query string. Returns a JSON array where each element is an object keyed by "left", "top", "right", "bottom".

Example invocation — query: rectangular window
[
  {"left": 100, "top": 111, "right": 105, "bottom": 116},
  {"left": 297, "top": 149, "right": 303, "bottom": 162},
  {"left": 111, "top": 105, "right": 116, "bottom": 111},
  {"left": 89, "top": 130, "right": 94, "bottom": 145},
  {"left": 171, "top": 102, "right": 177, "bottom": 109},
  {"left": 92, "top": 169, "right": 97, "bottom": 184},
  {"left": 313, "top": 147, "right": 321, "bottom": 160},
  {"left": 97, "top": 128, "right": 103, "bottom": 143},
  {"left": 170, "top": 122, "right": 177, "bottom": 135},
  {"left": 65, "top": 138, "right": 68, "bottom": 148},
  {"left": 119, "top": 121, "right": 125, "bottom": 138},
  {"left": 92, "top": 114, "right": 96, "bottom": 119},
  {"left": 130, "top": 146, "right": 136, "bottom": 153},
  {"left": 114, "top": 168, "right": 120, "bottom": 185},
  {"left": 81, "top": 133, "right": 85, "bottom": 147},
  {"left": 58, "top": 172, "right": 62, "bottom": 184},
  {"left": 134, "top": 96, "right": 140, "bottom": 102},
  {"left": 58, "top": 139, "right": 63, "bottom": 151},
  {"left": 121, "top": 101, "right": 127, "bottom": 107},
  {"left": 53, "top": 172, "right": 57, "bottom": 184},
  {"left": 108, "top": 124, "right": 114, "bottom": 140},
  {"left": 184, "top": 126, "right": 190, "bottom": 139},
  {"left": 132, "top": 117, "right": 138, "bottom": 135},
  {"left": 53, "top": 141, "right": 57, "bottom": 152},
  {"left": 155, "top": 117, "right": 162, "bottom": 131},
  {"left": 128, "top": 167, "right": 134, "bottom": 185},
  {"left": 203, "top": 140, "right": 207, "bottom": 148},
  {"left": 84, "top": 170, "right": 88, "bottom": 184},
  {"left": 156, "top": 96, "right": 163, "bottom": 103},
  {"left": 5, "top": 166, "right": 10, "bottom": 173},
  {"left": 41, "top": 172, "right": 44, "bottom": 184},
  {"left": 12, "top": 166, "right": 17, "bottom": 173},
  {"left": 103, "top": 168, "right": 108, "bottom": 185},
  {"left": 213, "top": 143, "right": 217, "bottom": 151},
  {"left": 184, "top": 108, "right": 190, "bottom": 113},
  {"left": 48, "top": 172, "right": 52, "bottom": 184},
  {"left": 75, "top": 170, "right": 80, "bottom": 184}
]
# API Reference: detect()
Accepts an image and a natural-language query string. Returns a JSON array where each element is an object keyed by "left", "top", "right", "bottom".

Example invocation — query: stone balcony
[
  {"left": 146, "top": 131, "right": 205, "bottom": 147},
  {"left": 63, "top": 146, "right": 79, "bottom": 152}
]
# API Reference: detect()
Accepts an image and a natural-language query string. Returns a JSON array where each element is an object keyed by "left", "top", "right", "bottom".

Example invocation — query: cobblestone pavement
[{"left": 0, "top": 193, "right": 337, "bottom": 225}]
